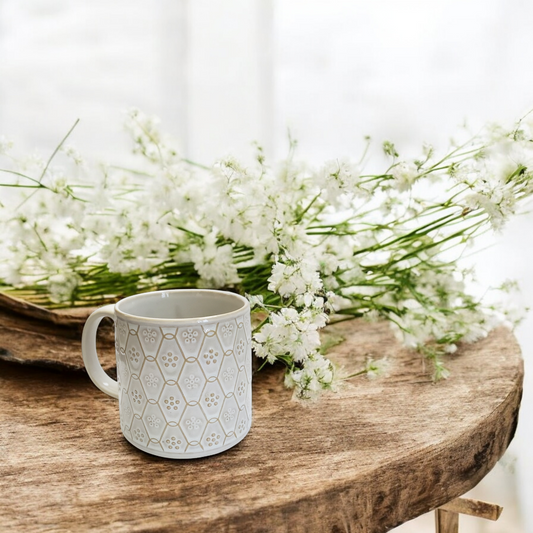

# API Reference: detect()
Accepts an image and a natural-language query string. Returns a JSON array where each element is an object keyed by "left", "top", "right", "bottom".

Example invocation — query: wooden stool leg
[
  {"left": 435, "top": 497, "right": 503, "bottom": 532},
  {"left": 435, "top": 509, "right": 459, "bottom": 533}
]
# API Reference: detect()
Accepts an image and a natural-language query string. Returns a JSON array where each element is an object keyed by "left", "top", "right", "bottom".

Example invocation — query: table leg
[
  {"left": 435, "top": 509, "right": 459, "bottom": 533},
  {"left": 435, "top": 497, "right": 503, "bottom": 532}
]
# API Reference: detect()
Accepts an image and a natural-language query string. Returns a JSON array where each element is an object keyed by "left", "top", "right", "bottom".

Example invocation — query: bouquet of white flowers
[{"left": 0, "top": 110, "right": 531, "bottom": 399}]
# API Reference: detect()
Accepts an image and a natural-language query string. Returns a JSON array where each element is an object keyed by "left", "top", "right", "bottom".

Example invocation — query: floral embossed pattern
[
  {"left": 144, "top": 373, "right": 159, "bottom": 388},
  {"left": 204, "top": 392, "right": 220, "bottom": 407},
  {"left": 133, "top": 428, "right": 146, "bottom": 443},
  {"left": 131, "top": 389, "right": 143, "bottom": 404},
  {"left": 203, "top": 348, "right": 219, "bottom": 365},
  {"left": 146, "top": 415, "right": 161, "bottom": 428},
  {"left": 116, "top": 313, "right": 252, "bottom": 457},
  {"left": 185, "top": 374, "right": 200, "bottom": 390},
  {"left": 165, "top": 436, "right": 182, "bottom": 450},
  {"left": 142, "top": 328, "right": 157, "bottom": 344},
  {"left": 117, "top": 320, "right": 128, "bottom": 336},
  {"left": 162, "top": 351, "right": 179, "bottom": 368},
  {"left": 182, "top": 328, "right": 198, "bottom": 344},
  {"left": 223, "top": 408, "right": 236, "bottom": 422},
  {"left": 205, "top": 432, "right": 221, "bottom": 447},
  {"left": 235, "top": 339, "right": 245, "bottom": 358},
  {"left": 128, "top": 347, "right": 141, "bottom": 364},
  {"left": 164, "top": 397, "right": 180, "bottom": 411},
  {"left": 223, "top": 368, "right": 235, "bottom": 382},
  {"left": 221, "top": 323, "right": 234, "bottom": 338},
  {"left": 185, "top": 417, "right": 202, "bottom": 431}
]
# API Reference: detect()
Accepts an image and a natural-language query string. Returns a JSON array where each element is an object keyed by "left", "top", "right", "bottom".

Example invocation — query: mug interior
[{"left": 116, "top": 290, "right": 247, "bottom": 321}]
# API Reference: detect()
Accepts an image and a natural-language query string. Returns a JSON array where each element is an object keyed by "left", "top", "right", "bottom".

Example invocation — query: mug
[{"left": 81, "top": 289, "right": 252, "bottom": 459}]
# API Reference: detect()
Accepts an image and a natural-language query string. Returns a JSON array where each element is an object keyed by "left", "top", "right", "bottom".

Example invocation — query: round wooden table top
[{"left": 0, "top": 319, "right": 523, "bottom": 533}]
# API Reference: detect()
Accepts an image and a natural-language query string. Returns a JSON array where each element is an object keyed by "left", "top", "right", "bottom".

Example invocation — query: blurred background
[{"left": 0, "top": 1, "right": 531, "bottom": 530}]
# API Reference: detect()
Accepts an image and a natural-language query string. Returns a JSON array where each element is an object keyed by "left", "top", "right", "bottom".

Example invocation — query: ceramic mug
[{"left": 81, "top": 289, "right": 252, "bottom": 459}]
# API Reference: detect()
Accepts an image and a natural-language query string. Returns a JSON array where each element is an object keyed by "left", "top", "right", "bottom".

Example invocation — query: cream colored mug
[{"left": 82, "top": 289, "right": 252, "bottom": 459}]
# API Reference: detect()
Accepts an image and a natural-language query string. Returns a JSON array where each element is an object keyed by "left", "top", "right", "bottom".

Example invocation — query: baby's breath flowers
[{"left": 1, "top": 109, "right": 532, "bottom": 400}]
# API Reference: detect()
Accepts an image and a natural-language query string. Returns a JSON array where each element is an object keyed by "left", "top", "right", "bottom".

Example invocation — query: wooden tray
[
  {"left": 0, "top": 292, "right": 115, "bottom": 372},
  {"left": 0, "top": 319, "right": 523, "bottom": 532}
]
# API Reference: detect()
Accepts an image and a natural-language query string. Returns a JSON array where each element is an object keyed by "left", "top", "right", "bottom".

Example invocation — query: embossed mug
[{"left": 81, "top": 289, "right": 252, "bottom": 459}]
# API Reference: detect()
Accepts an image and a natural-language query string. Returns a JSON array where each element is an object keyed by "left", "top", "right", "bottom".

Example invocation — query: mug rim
[{"left": 114, "top": 289, "right": 250, "bottom": 324}]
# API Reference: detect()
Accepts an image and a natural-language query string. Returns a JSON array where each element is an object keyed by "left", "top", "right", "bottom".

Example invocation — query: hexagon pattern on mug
[{"left": 116, "top": 313, "right": 252, "bottom": 456}]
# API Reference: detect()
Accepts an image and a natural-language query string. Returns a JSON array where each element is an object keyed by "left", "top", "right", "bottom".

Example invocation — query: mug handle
[{"left": 81, "top": 304, "right": 119, "bottom": 399}]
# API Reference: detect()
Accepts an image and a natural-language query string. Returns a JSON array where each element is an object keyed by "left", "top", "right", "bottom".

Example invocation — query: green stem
[{"left": 39, "top": 118, "right": 80, "bottom": 183}]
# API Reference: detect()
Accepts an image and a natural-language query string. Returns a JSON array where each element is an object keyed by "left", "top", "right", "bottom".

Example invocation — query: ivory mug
[{"left": 82, "top": 289, "right": 252, "bottom": 459}]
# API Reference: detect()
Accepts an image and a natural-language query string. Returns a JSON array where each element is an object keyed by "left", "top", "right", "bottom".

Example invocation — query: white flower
[
  {"left": 276, "top": 223, "right": 309, "bottom": 259},
  {"left": 390, "top": 162, "right": 419, "bottom": 191},
  {"left": 253, "top": 307, "right": 326, "bottom": 364},
  {"left": 97, "top": 207, "right": 174, "bottom": 274},
  {"left": 0, "top": 136, "right": 14, "bottom": 156},
  {"left": 268, "top": 259, "right": 323, "bottom": 305},
  {"left": 246, "top": 294, "right": 264, "bottom": 310},
  {"left": 189, "top": 231, "right": 241, "bottom": 287},
  {"left": 365, "top": 357, "right": 391, "bottom": 380},
  {"left": 454, "top": 139, "right": 533, "bottom": 230},
  {"left": 3, "top": 110, "right": 533, "bottom": 400},
  {"left": 316, "top": 158, "right": 360, "bottom": 205},
  {"left": 284, "top": 352, "right": 336, "bottom": 400},
  {"left": 325, "top": 292, "right": 352, "bottom": 313},
  {"left": 464, "top": 187, "right": 516, "bottom": 230},
  {"left": 125, "top": 108, "right": 180, "bottom": 165},
  {"left": 61, "top": 144, "right": 84, "bottom": 166},
  {"left": 320, "top": 253, "right": 340, "bottom": 276},
  {"left": 48, "top": 271, "right": 81, "bottom": 303}
]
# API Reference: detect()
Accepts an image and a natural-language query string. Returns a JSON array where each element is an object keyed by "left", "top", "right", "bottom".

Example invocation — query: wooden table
[{"left": 0, "top": 320, "right": 523, "bottom": 532}]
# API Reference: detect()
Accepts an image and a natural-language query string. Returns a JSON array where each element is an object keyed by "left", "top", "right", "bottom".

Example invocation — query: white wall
[{"left": 0, "top": 0, "right": 274, "bottom": 164}]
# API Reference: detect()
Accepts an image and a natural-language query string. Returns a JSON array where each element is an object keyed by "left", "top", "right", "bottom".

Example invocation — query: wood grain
[
  {"left": 0, "top": 292, "right": 94, "bottom": 326},
  {"left": 0, "top": 320, "right": 523, "bottom": 533},
  {"left": 0, "top": 296, "right": 115, "bottom": 372},
  {"left": 439, "top": 497, "right": 503, "bottom": 521},
  {"left": 435, "top": 509, "right": 459, "bottom": 533}
]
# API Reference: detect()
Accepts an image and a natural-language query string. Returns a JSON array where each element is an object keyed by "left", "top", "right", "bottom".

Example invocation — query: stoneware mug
[{"left": 82, "top": 289, "right": 252, "bottom": 459}]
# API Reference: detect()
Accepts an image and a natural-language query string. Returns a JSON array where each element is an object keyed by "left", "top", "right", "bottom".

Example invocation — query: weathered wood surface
[
  {"left": 0, "top": 292, "right": 95, "bottom": 326},
  {"left": 435, "top": 509, "right": 459, "bottom": 533},
  {"left": 0, "top": 294, "right": 114, "bottom": 372},
  {"left": 0, "top": 321, "right": 523, "bottom": 533},
  {"left": 439, "top": 497, "right": 503, "bottom": 521}
]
